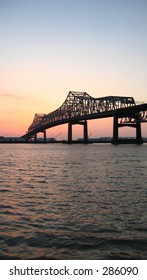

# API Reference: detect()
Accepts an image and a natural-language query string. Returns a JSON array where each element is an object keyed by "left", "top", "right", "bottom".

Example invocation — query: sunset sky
[{"left": 0, "top": 0, "right": 147, "bottom": 139}]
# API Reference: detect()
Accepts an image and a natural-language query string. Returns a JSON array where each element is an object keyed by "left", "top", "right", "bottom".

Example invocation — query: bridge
[{"left": 22, "top": 91, "right": 147, "bottom": 144}]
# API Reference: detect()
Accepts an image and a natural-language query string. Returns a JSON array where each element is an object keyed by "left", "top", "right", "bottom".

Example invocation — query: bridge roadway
[{"left": 22, "top": 91, "right": 147, "bottom": 144}]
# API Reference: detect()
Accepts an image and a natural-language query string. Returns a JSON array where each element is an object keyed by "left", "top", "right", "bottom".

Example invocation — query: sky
[{"left": 0, "top": 0, "right": 147, "bottom": 139}]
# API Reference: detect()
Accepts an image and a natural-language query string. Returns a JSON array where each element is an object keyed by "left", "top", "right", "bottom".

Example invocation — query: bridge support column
[
  {"left": 68, "top": 122, "right": 72, "bottom": 143},
  {"left": 136, "top": 122, "right": 143, "bottom": 144},
  {"left": 112, "top": 114, "right": 119, "bottom": 144},
  {"left": 34, "top": 133, "right": 37, "bottom": 142},
  {"left": 43, "top": 130, "right": 46, "bottom": 143},
  {"left": 67, "top": 120, "right": 88, "bottom": 143},
  {"left": 84, "top": 120, "right": 88, "bottom": 143}
]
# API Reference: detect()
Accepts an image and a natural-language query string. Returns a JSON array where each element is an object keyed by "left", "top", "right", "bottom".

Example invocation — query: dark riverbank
[{"left": 0, "top": 137, "right": 147, "bottom": 144}]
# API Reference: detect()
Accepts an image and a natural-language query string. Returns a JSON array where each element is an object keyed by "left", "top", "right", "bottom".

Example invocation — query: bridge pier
[
  {"left": 33, "top": 131, "right": 46, "bottom": 143},
  {"left": 83, "top": 120, "right": 88, "bottom": 143},
  {"left": 112, "top": 114, "right": 143, "bottom": 144},
  {"left": 136, "top": 122, "right": 143, "bottom": 144},
  {"left": 68, "top": 120, "right": 88, "bottom": 143},
  {"left": 43, "top": 130, "right": 46, "bottom": 143},
  {"left": 34, "top": 133, "right": 37, "bottom": 142},
  {"left": 112, "top": 114, "right": 119, "bottom": 144},
  {"left": 68, "top": 122, "right": 72, "bottom": 143}
]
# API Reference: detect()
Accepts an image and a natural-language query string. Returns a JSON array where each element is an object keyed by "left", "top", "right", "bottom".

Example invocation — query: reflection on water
[{"left": 0, "top": 143, "right": 147, "bottom": 259}]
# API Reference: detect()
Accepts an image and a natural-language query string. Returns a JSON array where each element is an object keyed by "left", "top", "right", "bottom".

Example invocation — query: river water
[{"left": 0, "top": 143, "right": 146, "bottom": 259}]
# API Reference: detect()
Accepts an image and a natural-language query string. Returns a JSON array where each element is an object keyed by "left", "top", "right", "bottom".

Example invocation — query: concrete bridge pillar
[
  {"left": 34, "top": 133, "right": 37, "bottom": 142},
  {"left": 68, "top": 122, "right": 72, "bottom": 143},
  {"left": 112, "top": 114, "right": 143, "bottom": 144},
  {"left": 112, "top": 114, "right": 119, "bottom": 144},
  {"left": 43, "top": 130, "right": 46, "bottom": 143},
  {"left": 136, "top": 122, "right": 143, "bottom": 144},
  {"left": 68, "top": 120, "right": 88, "bottom": 143},
  {"left": 84, "top": 120, "right": 88, "bottom": 143}
]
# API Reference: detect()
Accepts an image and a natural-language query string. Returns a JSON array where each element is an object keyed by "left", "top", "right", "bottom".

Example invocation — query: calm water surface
[{"left": 0, "top": 143, "right": 147, "bottom": 259}]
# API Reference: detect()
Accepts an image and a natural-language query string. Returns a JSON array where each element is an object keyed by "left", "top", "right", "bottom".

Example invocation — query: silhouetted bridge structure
[{"left": 22, "top": 91, "right": 147, "bottom": 144}]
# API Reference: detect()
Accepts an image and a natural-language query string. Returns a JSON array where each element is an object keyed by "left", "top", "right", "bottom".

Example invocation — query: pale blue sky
[{"left": 0, "top": 0, "right": 147, "bottom": 136}]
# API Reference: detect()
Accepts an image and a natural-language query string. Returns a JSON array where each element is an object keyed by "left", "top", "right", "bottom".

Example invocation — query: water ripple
[{"left": 0, "top": 143, "right": 147, "bottom": 259}]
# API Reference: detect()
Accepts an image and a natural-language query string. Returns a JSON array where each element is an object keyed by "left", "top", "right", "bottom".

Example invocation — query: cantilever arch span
[{"left": 22, "top": 91, "right": 147, "bottom": 144}]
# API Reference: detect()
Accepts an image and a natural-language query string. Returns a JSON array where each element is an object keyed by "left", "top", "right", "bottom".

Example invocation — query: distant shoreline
[{"left": 0, "top": 138, "right": 147, "bottom": 144}]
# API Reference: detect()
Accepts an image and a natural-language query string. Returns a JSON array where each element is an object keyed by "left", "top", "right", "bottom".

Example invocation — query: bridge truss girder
[
  {"left": 26, "top": 91, "right": 136, "bottom": 135},
  {"left": 120, "top": 110, "right": 147, "bottom": 125},
  {"left": 22, "top": 91, "right": 147, "bottom": 144}
]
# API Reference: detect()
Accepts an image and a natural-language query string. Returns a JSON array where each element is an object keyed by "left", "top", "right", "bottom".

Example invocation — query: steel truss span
[
  {"left": 25, "top": 91, "right": 135, "bottom": 133},
  {"left": 22, "top": 91, "right": 147, "bottom": 144}
]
